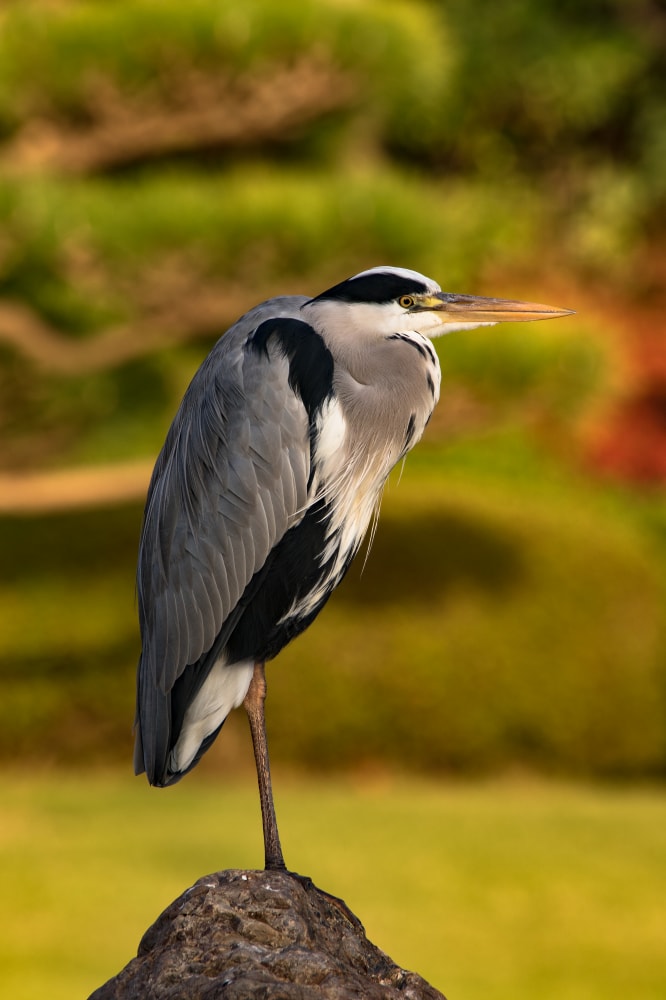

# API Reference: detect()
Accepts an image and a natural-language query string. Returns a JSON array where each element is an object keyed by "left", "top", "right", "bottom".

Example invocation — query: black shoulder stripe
[
  {"left": 248, "top": 317, "right": 334, "bottom": 420},
  {"left": 424, "top": 340, "right": 438, "bottom": 365},
  {"left": 404, "top": 412, "right": 416, "bottom": 450},
  {"left": 387, "top": 332, "right": 428, "bottom": 359}
]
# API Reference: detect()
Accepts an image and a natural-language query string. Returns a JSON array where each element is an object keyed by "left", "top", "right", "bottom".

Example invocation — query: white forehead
[{"left": 352, "top": 265, "right": 442, "bottom": 295}]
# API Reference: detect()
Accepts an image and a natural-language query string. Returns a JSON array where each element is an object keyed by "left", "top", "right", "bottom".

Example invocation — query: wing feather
[
  {"left": 135, "top": 298, "right": 314, "bottom": 782},
  {"left": 253, "top": 487, "right": 273, "bottom": 559}
]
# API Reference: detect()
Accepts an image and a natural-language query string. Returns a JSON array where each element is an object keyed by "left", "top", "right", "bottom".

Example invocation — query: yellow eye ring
[{"left": 398, "top": 295, "right": 414, "bottom": 309}]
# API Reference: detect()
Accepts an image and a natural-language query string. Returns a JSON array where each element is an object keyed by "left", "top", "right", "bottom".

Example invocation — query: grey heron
[{"left": 134, "top": 266, "right": 572, "bottom": 869}]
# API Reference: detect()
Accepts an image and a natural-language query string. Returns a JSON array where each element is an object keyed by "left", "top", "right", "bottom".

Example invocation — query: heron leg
[{"left": 244, "top": 661, "right": 286, "bottom": 871}]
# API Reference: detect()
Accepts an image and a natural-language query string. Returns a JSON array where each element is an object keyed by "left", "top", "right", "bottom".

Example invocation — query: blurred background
[{"left": 1, "top": 1, "right": 665, "bottom": 998}]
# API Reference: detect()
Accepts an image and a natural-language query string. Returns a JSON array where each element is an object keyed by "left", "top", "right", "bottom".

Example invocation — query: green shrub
[
  {"left": 2, "top": 466, "right": 664, "bottom": 776},
  {"left": 269, "top": 474, "right": 666, "bottom": 777},
  {"left": 0, "top": 0, "right": 448, "bottom": 142},
  {"left": 0, "top": 168, "right": 611, "bottom": 470}
]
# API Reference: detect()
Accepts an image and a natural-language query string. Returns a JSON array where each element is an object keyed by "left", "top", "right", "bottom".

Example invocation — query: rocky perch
[{"left": 89, "top": 868, "right": 446, "bottom": 999}]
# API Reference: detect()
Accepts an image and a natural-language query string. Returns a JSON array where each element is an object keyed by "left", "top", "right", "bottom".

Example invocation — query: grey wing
[{"left": 135, "top": 298, "right": 311, "bottom": 782}]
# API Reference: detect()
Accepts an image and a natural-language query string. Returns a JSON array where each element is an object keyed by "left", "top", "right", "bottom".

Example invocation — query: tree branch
[
  {"left": 0, "top": 460, "right": 152, "bottom": 513},
  {"left": 0, "top": 287, "right": 266, "bottom": 374},
  {"left": 3, "top": 59, "right": 356, "bottom": 174}
]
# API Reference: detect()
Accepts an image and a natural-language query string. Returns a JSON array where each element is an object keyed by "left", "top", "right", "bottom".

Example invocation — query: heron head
[{"left": 306, "top": 266, "right": 574, "bottom": 339}]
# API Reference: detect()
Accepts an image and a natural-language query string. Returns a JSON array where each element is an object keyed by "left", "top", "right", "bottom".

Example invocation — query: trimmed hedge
[
  {"left": 0, "top": 0, "right": 448, "bottom": 145},
  {"left": 2, "top": 461, "right": 664, "bottom": 776},
  {"left": 270, "top": 474, "right": 666, "bottom": 777}
]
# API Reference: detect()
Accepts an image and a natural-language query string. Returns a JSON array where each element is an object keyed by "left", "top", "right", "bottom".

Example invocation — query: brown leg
[{"left": 244, "top": 661, "right": 286, "bottom": 871}]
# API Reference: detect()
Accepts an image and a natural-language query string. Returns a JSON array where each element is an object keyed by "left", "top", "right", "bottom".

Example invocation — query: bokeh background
[{"left": 1, "top": 1, "right": 665, "bottom": 998}]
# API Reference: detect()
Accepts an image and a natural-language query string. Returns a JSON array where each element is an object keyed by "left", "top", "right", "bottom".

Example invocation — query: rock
[{"left": 89, "top": 868, "right": 446, "bottom": 999}]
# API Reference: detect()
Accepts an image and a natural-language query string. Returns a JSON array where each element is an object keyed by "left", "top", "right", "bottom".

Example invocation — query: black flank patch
[
  {"left": 313, "top": 272, "right": 429, "bottom": 305},
  {"left": 226, "top": 497, "right": 354, "bottom": 664},
  {"left": 167, "top": 496, "right": 355, "bottom": 758}
]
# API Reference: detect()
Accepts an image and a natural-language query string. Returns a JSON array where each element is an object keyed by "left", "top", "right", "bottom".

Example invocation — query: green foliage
[
  {"left": 2, "top": 457, "right": 665, "bottom": 776},
  {"left": 0, "top": 0, "right": 651, "bottom": 473},
  {"left": 435, "top": 0, "right": 651, "bottom": 154},
  {"left": 0, "top": 167, "right": 610, "bottom": 469},
  {"left": 431, "top": 0, "right": 666, "bottom": 273},
  {"left": 0, "top": 0, "right": 663, "bottom": 780},
  {"left": 437, "top": 315, "right": 609, "bottom": 421},
  {"left": 0, "top": 0, "right": 661, "bottom": 280},
  {"left": 0, "top": 0, "right": 448, "bottom": 143},
  {"left": 271, "top": 474, "right": 666, "bottom": 777},
  {"left": 0, "top": 168, "right": 544, "bottom": 322}
]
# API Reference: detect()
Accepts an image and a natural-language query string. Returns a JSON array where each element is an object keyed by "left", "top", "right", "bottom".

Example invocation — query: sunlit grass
[{"left": 1, "top": 770, "right": 665, "bottom": 1000}]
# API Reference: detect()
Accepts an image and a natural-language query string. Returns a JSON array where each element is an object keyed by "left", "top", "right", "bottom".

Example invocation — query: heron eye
[{"left": 398, "top": 295, "right": 414, "bottom": 309}]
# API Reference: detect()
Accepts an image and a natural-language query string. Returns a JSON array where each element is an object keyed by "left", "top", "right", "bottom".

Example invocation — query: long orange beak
[{"left": 421, "top": 292, "right": 574, "bottom": 325}]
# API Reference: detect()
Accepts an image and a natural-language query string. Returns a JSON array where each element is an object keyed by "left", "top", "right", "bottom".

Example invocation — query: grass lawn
[{"left": 1, "top": 770, "right": 665, "bottom": 1000}]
